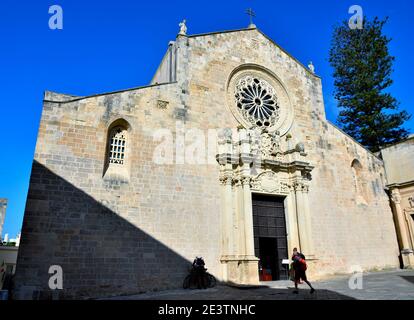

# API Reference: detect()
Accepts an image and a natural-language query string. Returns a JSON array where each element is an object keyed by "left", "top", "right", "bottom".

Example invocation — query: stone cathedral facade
[{"left": 14, "top": 24, "right": 401, "bottom": 299}]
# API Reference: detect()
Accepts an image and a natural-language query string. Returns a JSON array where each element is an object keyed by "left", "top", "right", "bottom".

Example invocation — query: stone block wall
[
  {"left": 14, "top": 27, "right": 400, "bottom": 299},
  {"left": 14, "top": 82, "right": 222, "bottom": 299},
  {"left": 180, "top": 28, "right": 399, "bottom": 276}
]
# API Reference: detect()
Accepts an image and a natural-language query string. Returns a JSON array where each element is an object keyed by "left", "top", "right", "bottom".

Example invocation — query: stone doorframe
[{"left": 216, "top": 128, "right": 315, "bottom": 285}]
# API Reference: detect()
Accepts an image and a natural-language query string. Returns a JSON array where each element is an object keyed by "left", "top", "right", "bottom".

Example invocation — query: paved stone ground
[{"left": 104, "top": 270, "right": 414, "bottom": 300}]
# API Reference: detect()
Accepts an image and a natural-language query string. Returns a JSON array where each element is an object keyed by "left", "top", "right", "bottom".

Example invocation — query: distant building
[
  {"left": 7, "top": 234, "right": 21, "bottom": 247},
  {"left": 381, "top": 136, "right": 414, "bottom": 268},
  {"left": 0, "top": 199, "right": 7, "bottom": 239},
  {"left": 0, "top": 246, "right": 18, "bottom": 291},
  {"left": 0, "top": 231, "right": 20, "bottom": 292},
  {"left": 3, "top": 233, "right": 21, "bottom": 247}
]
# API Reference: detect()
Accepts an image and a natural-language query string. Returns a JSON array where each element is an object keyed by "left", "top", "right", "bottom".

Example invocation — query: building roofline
[
  {"left": 380, "top": 135, "right": 414, "bottom": 151},
  {"left": 187, "top": 27, "right": 257, "bottom": 38},
  {"left": 186, "top": 26, "right": 321, "bottom": 79},
  {"left": 43, "top": 81, "right": 177, "bottom": 104},
  {"left": 326, "top": 120, "right": 382, "bottom": 160},
  {"left": 386, "top": 180, "right": 414, "bottom": 189}
]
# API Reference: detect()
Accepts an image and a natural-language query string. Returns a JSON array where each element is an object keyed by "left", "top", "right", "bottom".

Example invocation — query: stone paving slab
[{"left": 103, "top": 270, "right": 414, "bottom": 300}]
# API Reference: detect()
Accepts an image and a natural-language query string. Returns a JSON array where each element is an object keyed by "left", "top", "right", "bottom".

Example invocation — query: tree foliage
[{"left": 329, "top": 17, "right": 410, "bottom": 152}]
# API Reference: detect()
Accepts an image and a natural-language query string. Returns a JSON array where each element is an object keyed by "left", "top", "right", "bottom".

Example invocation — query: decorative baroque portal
[{"left": 217, "top": 65, "right": 315, "bottom": 285}]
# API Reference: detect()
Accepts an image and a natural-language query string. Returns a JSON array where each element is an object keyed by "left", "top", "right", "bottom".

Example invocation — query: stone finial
[
  {"left": 178, "top": 19, "right": 187, "bottom": 36},
  {"left": 308, "top": 61, "right": 315, "bottom": 73}
]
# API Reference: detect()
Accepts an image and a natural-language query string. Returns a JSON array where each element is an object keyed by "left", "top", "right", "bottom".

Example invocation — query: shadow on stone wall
[
  {"left": 13, "top": 160, "right": 197, "bottom": 300},
  {"left": 12, "top": 161, "right": 357, "bottom": 301}
]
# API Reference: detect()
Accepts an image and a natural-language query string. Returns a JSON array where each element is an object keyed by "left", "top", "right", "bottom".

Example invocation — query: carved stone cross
[{"left": 246, "top": 8, "right": 256, "bottom": 27}]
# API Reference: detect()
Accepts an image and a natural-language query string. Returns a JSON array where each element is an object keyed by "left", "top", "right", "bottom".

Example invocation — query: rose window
[{"left": 234, "top": 76, "right": 279, "bottom": 127}]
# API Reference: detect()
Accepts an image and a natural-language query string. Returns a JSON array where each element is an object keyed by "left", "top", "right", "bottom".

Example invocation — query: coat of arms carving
[{"left": 251, "top": 128, "right": 283, "bottom": 161}]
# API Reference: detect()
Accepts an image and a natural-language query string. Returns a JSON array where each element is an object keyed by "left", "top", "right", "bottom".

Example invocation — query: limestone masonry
[{"left": 13, "top": 26, "right": 401, "bottom": 300}]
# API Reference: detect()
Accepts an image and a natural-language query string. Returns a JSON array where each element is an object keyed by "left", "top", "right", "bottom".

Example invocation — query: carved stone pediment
[
  {"left": 216, "top": 128, "right": 314, "bottom": 181},
  {"left": 251, "top": 171, "right": 290, "bottom": 195}
]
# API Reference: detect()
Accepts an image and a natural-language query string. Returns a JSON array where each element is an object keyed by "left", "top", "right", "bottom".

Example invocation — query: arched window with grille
[
  {"left": 108, "top": 126, "right": 127, "bottom": 165},
  {"left": 103, "top": 119, "right": 131, "bottom": 181}
]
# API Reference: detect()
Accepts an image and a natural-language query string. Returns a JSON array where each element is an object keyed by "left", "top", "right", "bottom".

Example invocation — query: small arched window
[
  {"left": 351, "top": 159, "right": 368, "bottom": 204},
  {"left": 108, "top": 126, "right": 127, "bottom": 165},
  {"left": 103, "top": 119, "right": 130, "bottom": 180},
  {"left": 351, "top": 159, "right": 362, "bottom": 191}
]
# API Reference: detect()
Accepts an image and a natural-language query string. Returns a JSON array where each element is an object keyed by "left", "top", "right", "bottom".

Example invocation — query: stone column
[
  {"left": 235, "top": 178, "right": 246, "bottom": 255},
  {"left": 285, "top": 190, "right": 300, "bottom": 254},
  {"left": 294, "top": 180, "right": 314, "bottom": 258},
  {"left": 219, "top": 166, "right": 234, "bottom": 281},
  {"left": 390, "top": 188, "right": 414, "bottom": 267},
  {"left": 223, "top": 173, "right": 234, "bottom": 257},
  {"left": 218, "top": 131, "right": 234, "bottom": 280},
  {"left": 234, "top": 175, "right": 259, "bottom": 285},
  {"left": 242, "top": 177, "right": 256, "bottom": 257},
  {"left": 217, "top": 129, "right": 259, "bottom": 285},
  {"left": 300, "top": 182, "right": 314, "bottom": 258},
  {"left": 404, "top": 209, "right": 414, "bottom": 249}
]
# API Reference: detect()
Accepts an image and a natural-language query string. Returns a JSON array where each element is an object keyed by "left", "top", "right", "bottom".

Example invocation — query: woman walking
[{"left": 291, "top": 248, "right": 315, "bottom": 294}]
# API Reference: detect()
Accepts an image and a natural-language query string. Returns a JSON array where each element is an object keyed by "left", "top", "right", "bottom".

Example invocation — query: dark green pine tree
[{"left": 329, "top": 17, "right": 410, "bottom": 152}]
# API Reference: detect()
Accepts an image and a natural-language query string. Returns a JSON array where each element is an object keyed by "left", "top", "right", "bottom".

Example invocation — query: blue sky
[{"left": 0, "top": 0, "right": 413, "bottom": 238}]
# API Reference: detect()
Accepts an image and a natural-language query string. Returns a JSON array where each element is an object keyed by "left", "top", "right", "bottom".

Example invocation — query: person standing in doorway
[{"left": 291, "top": 248, "right": 315, "bottom": 294}]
